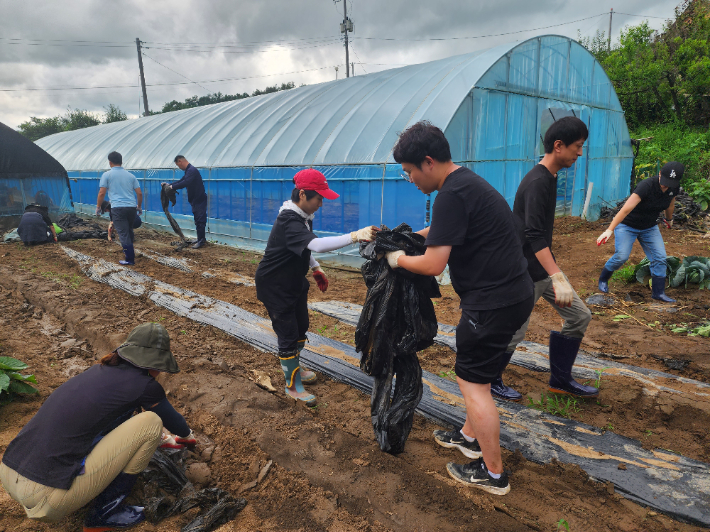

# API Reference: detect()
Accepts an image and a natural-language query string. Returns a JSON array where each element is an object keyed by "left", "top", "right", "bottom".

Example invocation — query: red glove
[
  {"left": 312, "top": 267, "right": 328, "bottom": 292},
  {"left": 160, "top": 432, "right": 184, "bottom": 449},
  {"left": 175, "top": 429, "right": 197, "bottom": 446}
]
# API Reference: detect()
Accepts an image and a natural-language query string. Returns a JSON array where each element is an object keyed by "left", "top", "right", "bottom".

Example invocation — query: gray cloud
[{"left": 0, "top": 0, "right": 677, "bottom": 128}]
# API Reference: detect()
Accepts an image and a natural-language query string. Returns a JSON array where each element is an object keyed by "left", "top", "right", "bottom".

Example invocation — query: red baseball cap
[{"left": 293, "top": 169, "right": 339, "bottom": 200}]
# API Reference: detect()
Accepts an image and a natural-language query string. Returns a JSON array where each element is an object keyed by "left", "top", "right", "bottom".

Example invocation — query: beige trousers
[{"left": 0, "top": 411, "right": 162, "bottom": 522}]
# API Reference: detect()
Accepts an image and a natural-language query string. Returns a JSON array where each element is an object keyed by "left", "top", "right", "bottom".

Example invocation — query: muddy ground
[{"left": 0, "top": 217, "right": 709, "bottom": 532}]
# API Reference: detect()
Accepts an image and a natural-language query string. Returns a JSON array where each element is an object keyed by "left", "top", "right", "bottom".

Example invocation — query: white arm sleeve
[
  {"left": 309, "top": 254, "right": 319, "bottom": 269},
  {"left": 307, "top": 233, "right": 353, "bottom": 253}
]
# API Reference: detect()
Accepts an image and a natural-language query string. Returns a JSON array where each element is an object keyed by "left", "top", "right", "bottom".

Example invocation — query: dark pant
[
  {"left": 455, "top": 295, "right": 535, "bottom": 384},
  {"left": 111, "top": 207, "right": 136, "bottom": 247},
  {"left": 265, "top": 287, "right": 310, "bottom": 351},
  {"left": 191, "top": 198, "right": 207, "bottom": 242}
]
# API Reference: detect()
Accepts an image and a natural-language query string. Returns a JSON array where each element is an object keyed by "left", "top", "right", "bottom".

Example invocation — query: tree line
[{"left": 17, "top": 82, "right": 296, "bottom": 142}]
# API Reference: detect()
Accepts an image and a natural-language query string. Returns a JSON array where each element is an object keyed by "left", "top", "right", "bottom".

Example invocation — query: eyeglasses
[{"left": 400, "top": 172, "right": 413, "bottom": 183}]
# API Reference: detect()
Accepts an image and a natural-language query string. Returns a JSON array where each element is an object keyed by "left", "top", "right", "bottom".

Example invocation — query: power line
[
  {"left": 0, "top": 65, "right": 339, "bottom": 92},
  {"left": 613, "top": 11, "right": 668, "bottom": 20},
  {"left": 141, "top": 51, "right": 211, "bottom": 94},
  {"left": 143, "top": 40, "right": 341, "bottom": 54}
]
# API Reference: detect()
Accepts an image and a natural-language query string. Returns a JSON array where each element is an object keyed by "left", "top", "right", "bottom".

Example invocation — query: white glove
[
  {"left": 550, "top": 272, "right": 574, "bottom": 308},
  {"left": 350, "top": 226, "right": 377, "bottom": 243},
  {"left": 386, "top": 250, "right": 405, "bottom": 269},
  {"left": 597, "top": 229, "right": 613, "bottom": 246},
  {"left": 95, "top": 206, "right": 102, "bottom": 216},
  {"left": 136, "top": 207, "right": 143, "bottom": 216}
]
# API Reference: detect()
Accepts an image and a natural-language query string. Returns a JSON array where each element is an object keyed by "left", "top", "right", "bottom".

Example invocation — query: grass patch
[
  {"left": 611, "top": 264, "right": 636, "bottom": 283},
  {"left": 528, "top": 392, "right": 580, "bottom": 419}
]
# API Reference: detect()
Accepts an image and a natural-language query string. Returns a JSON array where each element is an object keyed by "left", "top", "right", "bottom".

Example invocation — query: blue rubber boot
[
  {"left": 279, "top": 350, "right": 316, "bottom": 406},
  {"left": 296, "top": 338, "right": 317, "bottom": 384},
  {"left": 119, "top": 246, "right": 135, "bottom": 266},
  {"left": 490, "top": 351, "right": 522, "bottom": 402},
  {"left": 83, "top": 472, "right": 145, "bottom": 532},
  {"left": 598, "top": 267, "right": 613, "bottom": 293},
  {"left": 651, "top": 276, "right": 676, "bottom": 303}
]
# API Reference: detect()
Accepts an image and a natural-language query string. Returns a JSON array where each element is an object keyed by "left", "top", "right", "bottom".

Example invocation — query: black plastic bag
[{"left": 355, "top": 223, "right": 440, "bottom": 453}]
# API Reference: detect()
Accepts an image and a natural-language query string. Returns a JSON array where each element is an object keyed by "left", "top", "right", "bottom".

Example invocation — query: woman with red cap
[{"left": 255, "top": 169, "right": 378, "bottom": 406}]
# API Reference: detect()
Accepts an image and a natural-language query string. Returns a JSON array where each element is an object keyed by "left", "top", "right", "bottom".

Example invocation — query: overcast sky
[{"left": 0, "top": 0, "right": 679, "bottom": 130}]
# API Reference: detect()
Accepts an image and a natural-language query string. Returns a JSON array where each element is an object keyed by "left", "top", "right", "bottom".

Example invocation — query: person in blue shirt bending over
[
  {"left": 96, "top": 151, "right": 142, "bottom": 265},
  {"left": 162, "top": 155, "right": 208, "bottom": 249}
]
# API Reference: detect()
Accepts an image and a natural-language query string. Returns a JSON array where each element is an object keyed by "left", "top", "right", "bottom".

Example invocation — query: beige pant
[
  {"left": 507, "top": 275, "right": 592, "bottom": 352},
  {"left": 0, "top": 411, "right": 162, "bottom": 523}
]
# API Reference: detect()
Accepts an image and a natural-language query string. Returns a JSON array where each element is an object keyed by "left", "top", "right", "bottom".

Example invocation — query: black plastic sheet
[
  {"left": 139, "top": 448, "right": 246, "bottom": 532},
  {"left": 161, "top": 184, "right": 192, "bottom": 249},
  {"left": 355, "top": 223, "right": 440, "bottom": 453},
  {"left": 55, "top": 213, "right": 108, "bottom": 241}
]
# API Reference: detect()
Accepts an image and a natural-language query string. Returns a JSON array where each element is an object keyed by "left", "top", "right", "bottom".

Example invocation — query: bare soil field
[{"left": 0, "top": 216, "right": 708, "bottom": 532}]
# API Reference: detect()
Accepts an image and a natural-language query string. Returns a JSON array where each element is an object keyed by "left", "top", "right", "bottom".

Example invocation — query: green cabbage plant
[{"left": 0, "top": 356, "right": 39, "bottom": 404}]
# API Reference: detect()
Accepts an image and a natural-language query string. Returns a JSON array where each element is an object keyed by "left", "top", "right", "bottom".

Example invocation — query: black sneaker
[
  {"left": 433, "top": 429, "right": 482, "bottom": 459},
  {"left": 446, "top": 458, "right": 510, "bottom": 495}
]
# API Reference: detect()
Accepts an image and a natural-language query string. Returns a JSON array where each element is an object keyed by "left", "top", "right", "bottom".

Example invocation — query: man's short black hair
[
  {"left": 543, "top": 117, "right": 588, "bottom": 154},
  {"left": 107, "top": 151, "right": 122, "bottom": 165},
  {"left": 174, "top": 155, "right": 186, "bottom": 163},
  {"left": 392, "top": 121, "right": 452, "bottom": 168},
  {"left": 291, "top": 187, "right": 320, "bottom": 203}
]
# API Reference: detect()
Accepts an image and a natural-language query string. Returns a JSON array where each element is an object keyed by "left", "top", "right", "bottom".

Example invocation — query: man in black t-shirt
[
  {"left": 389, "top": 121, "right": 533, "bottom": 495},
  {"left": 497, "top": 117, "right": 597, "bottom": 401},
  {"left": 596, "top": 162, "right": 683, "bottom": 303}
]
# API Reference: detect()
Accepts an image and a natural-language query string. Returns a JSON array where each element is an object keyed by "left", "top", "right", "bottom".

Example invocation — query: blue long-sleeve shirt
[{"left": 171, "top": 164, "right": 207, "bottom": 205}]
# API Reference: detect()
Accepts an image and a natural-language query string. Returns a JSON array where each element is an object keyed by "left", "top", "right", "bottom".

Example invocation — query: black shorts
[{"left": 455, "top": 295, "right": 534, "bottom": 384}]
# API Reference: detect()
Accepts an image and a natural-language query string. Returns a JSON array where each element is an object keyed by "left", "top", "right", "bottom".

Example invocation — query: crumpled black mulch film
[
  {"left": 140, "top": 448, "right": 246, "bottom": 532},
  {"left": 161, "top": 184, "right": 193, "bottom": 250},
  {"left": 55, "top": 213, "right": 108, "bottom": 241},
  {"left": 355, "top": 223, "right": 440, "bottom": 454}
]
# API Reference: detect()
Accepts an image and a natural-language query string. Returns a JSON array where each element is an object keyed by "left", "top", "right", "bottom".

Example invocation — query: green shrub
[
  {"left": 0, "top": 356, "right": 39, "bottom": 404},
  {"left": 611, "top": 264, "right": 637, "bottom": 283}
]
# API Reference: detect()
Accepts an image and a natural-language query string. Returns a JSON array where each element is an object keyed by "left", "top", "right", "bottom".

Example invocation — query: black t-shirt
[
  {"left": 2, "top": 363, "right": 165, "bottom": 489},
  {"left": 513, "top": 164, "right": 558, "bottom": 282},
  {"left": 425, "top": 167, "right": 533, "bottom": 310},
  {"left": 255, "top": 209, "right": 317, "bottom": 310},
  {"left": 623, "top": 177, "right": 679, "bottom": 230}
]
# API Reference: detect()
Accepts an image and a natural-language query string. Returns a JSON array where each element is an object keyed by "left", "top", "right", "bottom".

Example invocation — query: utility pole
[
  {"left": 335, "top": 66, "right": 339, "bottom": 80},
  {"left": 607, "top": 8, "right": 613, "bottom": 51},
  {"left": 135, "top": 38, "right": 150, "bottom": 116},
  {"left": 338, "top": 0, "right": 354, "bottom": 78},
  {"left": 351, "top": 62, "right": 355, "bottom": 76}
]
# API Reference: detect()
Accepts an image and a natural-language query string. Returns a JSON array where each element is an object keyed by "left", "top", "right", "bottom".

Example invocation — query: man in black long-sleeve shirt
[
  {"left": 164, "top": 155, "right": 208, "bottom": 249},
  {"left": 493, "top": 116, "right": 597, "bottom": 401}
]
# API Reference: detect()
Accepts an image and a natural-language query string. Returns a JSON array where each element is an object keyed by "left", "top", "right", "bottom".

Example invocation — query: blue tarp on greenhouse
[
  {"left": 0, "top": 121, "right": 74, "bottom": 231},
  {"left": 36, "top": 35, "right": 633, "bottom": 265}
]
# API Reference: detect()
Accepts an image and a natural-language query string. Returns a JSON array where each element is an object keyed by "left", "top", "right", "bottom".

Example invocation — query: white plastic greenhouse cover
[{"left": 37, "top": 35, "right": 623, "bottom": 171}]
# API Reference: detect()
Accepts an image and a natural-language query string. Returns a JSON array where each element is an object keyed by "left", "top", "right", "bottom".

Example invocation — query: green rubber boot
[
  {"left": 279, "top": 350, "right": 317, "bottom": 406},
  {"left": 296, "top": 338, "right": 317, "bottom": 384}
]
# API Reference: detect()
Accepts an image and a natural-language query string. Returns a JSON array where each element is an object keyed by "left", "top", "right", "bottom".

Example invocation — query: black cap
[{"left": 660, "top": 162, "right": 684, "bottom": 188}]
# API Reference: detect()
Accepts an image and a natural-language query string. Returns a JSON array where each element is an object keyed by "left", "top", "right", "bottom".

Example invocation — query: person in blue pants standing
[
  {"left": 163, "top": 155, "right": 208, "bottom": 249},
  {"left": 597, "top": 162, "right": 683, "bottom": 303}
]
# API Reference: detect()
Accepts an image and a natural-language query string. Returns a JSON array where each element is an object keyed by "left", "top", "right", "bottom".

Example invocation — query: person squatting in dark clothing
[
  {"left": 255, "top": 169, "right": 378, "bottom": 406},
  {"left": 596, "top": 161, "right": 683, "bottom": 303},
  {"left": 493, "top": 117, "right": 597, "bottom": 403},
  {"left": 0, "top": 323, "right": 196, "bottom": 531},
  {"left": 96, "top": 151, "right": 143, "bottom": 265},
  {"left": 17, "top": 203, "right": 57, "bottom": 245},
  {"left": 389, "top": 121, "right": 534, "bottom": 495},
  {"left": 163, "top": 155, "right": 208, "bottom": 249}
]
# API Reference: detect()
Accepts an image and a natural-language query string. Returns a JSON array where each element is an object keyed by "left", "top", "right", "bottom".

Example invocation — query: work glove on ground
[
  {"left": 550, "top": 272, "right": 574, "bottom": 308},
  {"left": 385, "top": 250, "right": 405, "bottom": 269},
  {"left": 175, "top": 429, "right": 197, "bottom": 446},
  {"left": 159, "top": 432, "right": 184, "bottom": 449},
  {"left": 351, "top": 226, "right": 378, "bottom": 243},
  {"left": 312, "top": 266, "right": 328, "bottom": 292},
  {"left": 596, "top": 229, "right": 613, "bottom": 246}
]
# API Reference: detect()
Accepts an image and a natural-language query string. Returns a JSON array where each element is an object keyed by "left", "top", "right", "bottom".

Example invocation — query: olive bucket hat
[{"left": 117, "top": 323, "right": 180, "bottom": 374}]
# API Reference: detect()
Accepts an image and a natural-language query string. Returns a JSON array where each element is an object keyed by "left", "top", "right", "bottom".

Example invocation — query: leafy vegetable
[{"left": 0, "top": 356, "right": 38, "bottom": 403}]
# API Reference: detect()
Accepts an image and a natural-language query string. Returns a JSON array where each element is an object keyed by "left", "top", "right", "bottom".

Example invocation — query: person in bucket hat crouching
[{"left": 0, "top": 323, "right": 196, "bottom": 532}]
